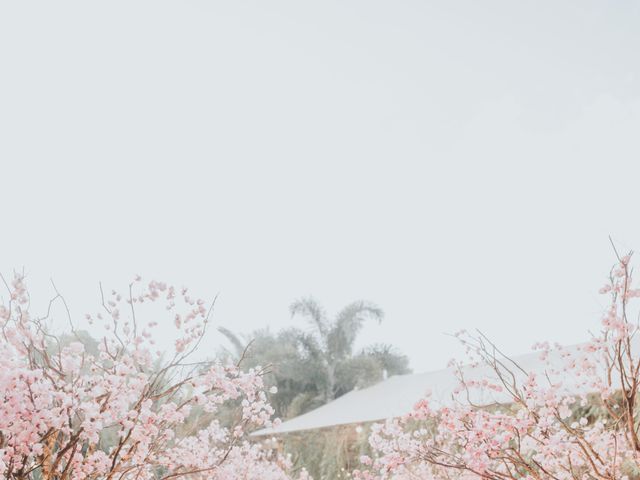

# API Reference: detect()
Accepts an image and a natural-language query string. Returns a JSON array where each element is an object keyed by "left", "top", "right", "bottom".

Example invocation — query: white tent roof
[{"left": 253, "top": 343, "right": 597, "bottom": 436}]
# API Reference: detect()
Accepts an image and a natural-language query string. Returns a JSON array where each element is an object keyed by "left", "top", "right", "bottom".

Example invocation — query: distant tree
[
  {"left": 333, "top": 344, "right": 410, "bottom": 398},
  {"left": 360, "top": 343, "right": 410, "bottom": 378},
  {"left": 217, "top": 298, "right": 410, "bottom": 419},
  {"left": 289, "top": 297, "right": 385, "bottom": 403},
  {"left": 217, "top": 327, "right": 326, "bottom": 418},
  {"left": 57, "top": 329, "right": 100, "bottom": 356}
]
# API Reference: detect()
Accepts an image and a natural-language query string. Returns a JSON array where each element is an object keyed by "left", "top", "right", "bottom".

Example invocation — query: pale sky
[{"left": 1, "top": 0, "right": 640, "bottom": 371}]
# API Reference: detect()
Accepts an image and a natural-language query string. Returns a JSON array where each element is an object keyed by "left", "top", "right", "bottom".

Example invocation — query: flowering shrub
[
  {"left": 356, "top": 252, "right": 640, "bottom": 480},
  {"left": 0, "top": 275, "right": 308, "bottom": 480}
]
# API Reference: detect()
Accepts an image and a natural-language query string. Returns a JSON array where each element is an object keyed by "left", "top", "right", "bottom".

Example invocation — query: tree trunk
[{"left": 326, "top": 362, "right": 336, "bottom": 402}]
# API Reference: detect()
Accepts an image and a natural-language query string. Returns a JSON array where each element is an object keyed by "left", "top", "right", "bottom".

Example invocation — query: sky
[{"left": 1, "top": 0, "right": 640, "bottom": 372}]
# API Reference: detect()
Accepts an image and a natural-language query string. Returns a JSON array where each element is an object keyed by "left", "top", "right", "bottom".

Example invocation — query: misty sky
[{"left": 1, "top": 1, "right": 640, "bottom": 371}]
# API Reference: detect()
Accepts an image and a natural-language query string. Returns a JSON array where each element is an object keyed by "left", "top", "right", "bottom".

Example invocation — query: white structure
[{"left": 253, "top": 343, "right": 596, "bottom": 436}]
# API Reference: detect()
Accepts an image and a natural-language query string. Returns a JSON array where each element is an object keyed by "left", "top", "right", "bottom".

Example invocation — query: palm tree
[
  {"left": 216, "top": 298, "right": 410, "bottom": 419},
  {"left": 289, "top": 297, "right": 384, "bottom": 402}
]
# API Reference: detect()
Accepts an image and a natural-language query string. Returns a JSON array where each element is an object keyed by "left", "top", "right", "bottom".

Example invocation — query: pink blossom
[
  {"left": 357, "top": 252, "right": 640, "bottom": 480},
  {"left": 0, "top": 274, "right": 307, "bottom": 480}
]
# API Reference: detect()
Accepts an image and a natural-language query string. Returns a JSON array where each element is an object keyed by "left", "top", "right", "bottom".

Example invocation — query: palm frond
[
  {"left": 328, "top": 301, "right": 383, "bottom": 358},
  {"left": 217, "top": 326, "right": 246, "bottom": 359},
  {"left": 290, "top": 297, "right": 328, "bottom": 338},
  {"left": 295, "top": 331, "right": 325, "bottom": 362}
]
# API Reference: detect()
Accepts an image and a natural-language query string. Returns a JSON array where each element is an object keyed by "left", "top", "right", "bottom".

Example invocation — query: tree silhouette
[{"left": 217, "top": 298, "right": 410, "bottom": 419}]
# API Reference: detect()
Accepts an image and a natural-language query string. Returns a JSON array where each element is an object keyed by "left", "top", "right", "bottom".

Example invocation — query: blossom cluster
[
  {"left": 356, "top": 253, "right": 640, "bottom": 480},
  {"left": 0, "top": 274, "right": 307, "bottom": 480}
]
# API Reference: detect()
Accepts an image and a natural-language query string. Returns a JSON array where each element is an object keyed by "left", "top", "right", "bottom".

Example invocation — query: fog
[{"left": 1, "top": 0, "right": 639, "bottom": 371}]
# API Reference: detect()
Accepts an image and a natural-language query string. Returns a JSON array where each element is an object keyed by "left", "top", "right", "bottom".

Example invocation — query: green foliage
[
  {"left": 289, "top": 297, "right": 389, "bottom": 403},
  {"left": 214, "top": 298, "right": 411, "bottom": 478},
  {"left": 362, "top": 343, "right": 411, "bottom": 375},
  {"left": 328, "top": 301, "right": 384, "bottom": 359},
  {"left": 56, "top": 329, "right": 100, "bottom": 356},
  {"left": 333, "top": 355, "right": 382, "bottom": 398},
  {"left": 280, "top": 425, "right": 374, "bottom": 480},
  {"left": 217, "top": 298, "right": 411, "bottom": 419}
]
